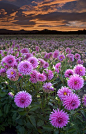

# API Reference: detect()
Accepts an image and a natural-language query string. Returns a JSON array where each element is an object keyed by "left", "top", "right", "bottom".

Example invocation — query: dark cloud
[
  {"left": 0, "top": 1, "right": 19, "bottom": 15},
  {"left": 36, "top": 12, "right": 86, "bottom": 22}
]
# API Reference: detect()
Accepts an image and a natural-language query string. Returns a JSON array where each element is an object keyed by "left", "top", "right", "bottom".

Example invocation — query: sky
[{"left": 0, "top": 0, "right": 86, "bottom": 31}]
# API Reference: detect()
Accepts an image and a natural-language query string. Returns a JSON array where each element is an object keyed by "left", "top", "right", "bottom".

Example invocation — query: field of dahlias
[{"left": 0, "top": 34, "right": 86, "bottom": 134}]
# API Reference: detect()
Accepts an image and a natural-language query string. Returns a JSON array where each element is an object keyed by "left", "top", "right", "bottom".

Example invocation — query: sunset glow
[{"left": 0, "top": 0, "right": 86, "bottom": 31}]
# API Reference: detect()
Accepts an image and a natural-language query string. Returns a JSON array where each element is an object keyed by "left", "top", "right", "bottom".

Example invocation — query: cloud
[{"left": 21, "top": 0, "right": 77, "bottom": 16}]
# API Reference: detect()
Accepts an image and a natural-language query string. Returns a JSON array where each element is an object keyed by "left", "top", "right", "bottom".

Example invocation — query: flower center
[
  {"left": 23, "top": 64, "right": 28, "bottom": 68},
  {"left": 21, "top": 99, "right": 25, "bottom": 103},
  {"left": 39, "top": 76, "right": 43, "bottom": 80},
  {"left": 64, "top": 92, "right": 67, "bottom": 95},
  {"left": 80, "top": 69, "right": 82, "bottom": 72},
  {"left": 58, "top": 118, "right": 62, "bottom": 123},
  {"left": 8, "top": 59, "right": 12, "bottom": 63},
  {"left": 11, "top": 71, "right": 14, "bottom": 75},
  {"left": 71, "top": 101, "right": 76, "bottom": 106},
  {"left": 31, "top": 60, "right": 34, "bottom": 64},
  {"left": 74, "top": 81, "right": 77, "bottom": 84}
]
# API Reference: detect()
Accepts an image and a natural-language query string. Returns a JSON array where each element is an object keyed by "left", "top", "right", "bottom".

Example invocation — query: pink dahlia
[
  {"left": 38, "top": 58, "right": 45, "bottom": 67},
  {"left": 30, "top": 70, "right": 38, "bottom": 83},
  {"left": 53, "top": 50, "right": 59, "bottom": 58},
  {"left": 82, "top": 94, "right": 86, "bottom": 106},
  {"left": 57, "top": 86, "right": 73, "bottom": 101},
  {"left": 6, "top": 68, "right": 17, "bottom": 80},
  {"left": 1, "top": 55, "right": 16, "bottom": 67},
  {"left": 49, "top": 109, "right": 69, "bottom": 128},
  {"left": 73, "top": 64, "right": 85, "bottom": 76},
  {"left": 28, "top": 57, "right": 38, "bottom": 69},
  {"left": 23, "top": 53, "right": 33, "bottom": 60},
  {"left": 43, "top": 69, "right": 54, "bottom": 80},
  {"left": 75, "top": 53, "right": 81, "bottom": 59},
  {"left": 58, "top": 54, "right": 65, "bottom": 61},
  {"left": 64, "top": 69, "right": 74, "bottom": 78},
  {"left": 77, "top": 59, "right": 83, "bottom": 65},
  {"left": 43, "top": 82, "right": 54, "bottom": 93},
  {"left": 65, "top": 47, "right": 71, "bottom": 54},
  {"left": 63, "top": 93, "right": 80, "bottom": 110},
  {"left": 20, "top": 48, "right": 29, "bottom": 53},
  {"left": 43, "top": 62, "right": 49, "bottom": 68},
  {"left": 18, "top": 61, "right": 33, "bottom": 75},
  {"left": 66, "top": 54, "right": 74, "bottom": 62},
  {"left": 36, "top": 46, "right": 39, "bottom": 52},
  {"left": 67, "top": 75, "right": 84, "bottom": 90},
  {"left": 14, "top": 91, "right": 32, "bottom": 108},
  {"left": 37, "top": 73, "right": 46, "bottom": 82},
  {"left": 54, "top": 62, "right": 61, "bottom": 73}
]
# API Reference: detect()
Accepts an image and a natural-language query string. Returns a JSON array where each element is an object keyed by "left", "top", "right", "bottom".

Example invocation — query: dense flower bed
[{"left": 0, "top": 35, "right": 86, "bottom": 134}]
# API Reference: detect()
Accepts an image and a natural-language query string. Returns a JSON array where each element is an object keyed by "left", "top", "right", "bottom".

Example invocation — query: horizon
[{"left": 0, "top": 0, "right": 86, "bottom": 31}]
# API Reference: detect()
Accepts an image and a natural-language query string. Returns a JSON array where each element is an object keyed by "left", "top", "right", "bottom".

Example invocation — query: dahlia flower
[
  {"left": 14, "top": 91, "right": 32, "bottom": 108},
  {"left": 63, "top": 93, "right": 80, "bottom": 110},
  {"left": 67, "top": 75, "right": 84, "bottom": 90},
  {"left": 18, "top": 60, "right": 33, "bottom": 75},
  {"left": 49, "top": 109, "right": 69, "bottom": 128}
]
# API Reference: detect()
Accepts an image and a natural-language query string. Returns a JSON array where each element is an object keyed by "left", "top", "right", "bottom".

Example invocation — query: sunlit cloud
[{"left": 0, "top": 0, "right": 86, "bottom": 31}]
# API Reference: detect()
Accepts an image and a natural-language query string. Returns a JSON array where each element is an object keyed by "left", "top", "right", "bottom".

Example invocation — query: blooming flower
[
  {"left": 28, "top": 57, "right": 38, "bottom": 68},
  {"left": 75, "top": 53, "right": 81, "bottom": 59},
  {"left": 66, "top": 54, "right": 74, "bottom": 62},
  {"left": 6, "top": 68, "right": 19, "bottom": 81},
  {"left": 67, "top": 75, "right": 84, "bottom": 90},
  {"left": 23, "top": 53, "right": 33, "bottom": 60},
  {"left": 57, "top": 86, "right": 73, "bottom": 101},
  {"left": 58, "top": 54, "right": 65, "bottom": 61},
  {"left": 1, "top": 55, "right": 16, "bottom": 67},
  {"left": 49, "top": 109, "right": 69, "bottom": 128},
  {"left": 18, "top": 60, "right": 33, "bottom": 75},
  {"left": 54, "top": 62, "right": 61, "bottom": 73},
  {"left": 20, "top": 48, "right": 29, "bottom": 53},
  {"left": 53, "top": 50, "right": 59, "bottom": 58},
  {"left": 64, "top": 69, "right": 74, "bottom": 78},
  {"left": 82, "top": 94, "right": 86, "bottom": 106},
  {"left": 38, "top": 58, "right": 45, "bottom": 67},
  {"left": 30, "top": 70, "right": 38, "bottom": 83},
  {"left": 65, "top": 47, "right": 71, "bottom": 54},
  {"left": 14, "top": 91, "right": 32, "bottom": 108},
  {"left": 43, "top": 82, "right": 54, "bottom": 93},
  {"left": 43, "top": 62, "right": 49, "bottom": 68},
  {"left": 43, "top": 69, "right": 54, "bottom": 80},
  {"left": 63, "top": 93, "right": 80, "bottom": 110},
  {"left": 73, "top": 64, "right": 85, "bottom": 76},
  {"left": 36, "top": 46, "right": 39, "bottom": 52},
  {"left": 37, "top": 73, "right": 46, "bottom": 82},
  {"left": 77, "top": 59, "right": 83, "bottom": 64}
]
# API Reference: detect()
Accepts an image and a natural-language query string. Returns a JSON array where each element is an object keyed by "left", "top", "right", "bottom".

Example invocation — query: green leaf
[
  {"left": 4, "top": 104, "right": 10, "bottom": 114},
  {"left": 0, "top": 110, "right": 3, "bottom": 117},
  {"left": 0, "top": 92, "right": 7, "bottom": 97},
  {"left": 29, "top": 105, "right": 40, "bottom": 112},
  {"left": 54, "top": 130, "right": 59, "bottom": 134},
  {"left": 43, "top": 126, "right": 53, "bottom": 131},
  {"left": 29, "top": 115, "right": 36, "bottom": 128},
  {"left": 37, "top": 120, "right": 44, "bottom": 127}
]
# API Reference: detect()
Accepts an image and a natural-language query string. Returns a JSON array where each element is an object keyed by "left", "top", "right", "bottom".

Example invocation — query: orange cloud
[
  {"left": 21, "top": 0, "right": 77, "bottom": 16},
  {"left": 0, "top": 9, "right": 7, "bottom": 15}
]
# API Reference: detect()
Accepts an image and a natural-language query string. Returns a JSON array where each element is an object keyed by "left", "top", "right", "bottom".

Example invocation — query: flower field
[{"left": 0, "top": 35, "right": 86, "bottom": 134}]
